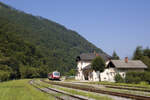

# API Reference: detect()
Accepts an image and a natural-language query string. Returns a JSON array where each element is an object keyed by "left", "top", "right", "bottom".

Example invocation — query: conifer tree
[
  {"left": 133, "top": 46, "right": 143, "bottom": 60},
  {"left": 112, "top": 51, "right": 120, "bottom": 60}
]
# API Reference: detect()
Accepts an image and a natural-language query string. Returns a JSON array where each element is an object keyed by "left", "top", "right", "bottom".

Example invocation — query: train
[{"left": 48, "top": 71, "right": 60, "bottom": 80}]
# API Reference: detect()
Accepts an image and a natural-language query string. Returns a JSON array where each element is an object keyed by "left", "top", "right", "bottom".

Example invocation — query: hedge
[{"left": 125, "top": 71, "right": 150, "bottom": 84}]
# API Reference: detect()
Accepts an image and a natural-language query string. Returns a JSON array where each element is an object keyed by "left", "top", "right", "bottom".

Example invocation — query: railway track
[
  {"left": 78, "top": 82, "right": 150, "bottom": 93},
  {"left": 29, "top": 80, "right": 90, "bottom": 100},
  {"left": 105, "top": 85, "right": 150, "bottom": 93},
  {"left": 81, "top": 82, "right": 150, "bottom": 93},
  {"left": 41, "top": 80, "right": 150, "bottom": 100},
  {"left": 89, "top": 83, "right": 150, "bottom": 89}
]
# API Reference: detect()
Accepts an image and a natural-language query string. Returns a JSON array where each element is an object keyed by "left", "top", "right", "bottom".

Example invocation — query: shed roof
[{"left": 111, "top": 60, "right": 147, "bottom": 69}]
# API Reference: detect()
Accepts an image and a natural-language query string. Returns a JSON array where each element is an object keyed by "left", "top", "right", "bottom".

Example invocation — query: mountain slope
[{"left": 0, "top": 2, "right": 109, "bottom": 76}]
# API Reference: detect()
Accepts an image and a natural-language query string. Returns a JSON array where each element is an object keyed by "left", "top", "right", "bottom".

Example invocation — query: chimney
[
  {"left": 93, "top": 51, "right": 99, "bottom": 56},
  {"left": 96, "top": 53, "right": 99, "bottom": 56},
  {"left": 125, "top": 57, "right": 128, "bottom": 63}
]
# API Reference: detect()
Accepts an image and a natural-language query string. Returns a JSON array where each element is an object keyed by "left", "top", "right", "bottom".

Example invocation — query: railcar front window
[{"left": 54, "top": 72, "right": 60, "bottom": 76}]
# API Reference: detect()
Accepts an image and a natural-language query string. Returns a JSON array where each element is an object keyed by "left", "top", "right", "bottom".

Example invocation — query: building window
[{"left": 122, "top": 73, "right": 125, "bottom": 77}]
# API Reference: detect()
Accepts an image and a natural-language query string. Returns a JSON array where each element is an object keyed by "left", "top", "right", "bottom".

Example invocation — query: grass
[
  {"left": 36, "top": 79, "right": 113, "bottom": 100},
  {"left": 0, "top": 79, "right": 55, "bottom": 100}
]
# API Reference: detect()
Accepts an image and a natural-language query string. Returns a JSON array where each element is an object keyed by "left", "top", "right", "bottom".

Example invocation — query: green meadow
[{"left": 0, "top": 79, "right": 54, "bottom": 100}]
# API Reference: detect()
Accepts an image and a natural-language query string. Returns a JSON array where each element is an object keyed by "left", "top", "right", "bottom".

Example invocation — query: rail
[
  {"left": 29, "top": 80, "right": 89, "bottom": 100},
  {"left": 41, "top": 80, "right": 150, "bottom": 100}
]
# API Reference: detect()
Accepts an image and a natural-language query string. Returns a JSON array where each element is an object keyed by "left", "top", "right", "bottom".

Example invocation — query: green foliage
[
  {"left": 65, "top": 69, "right": 76, "bottom": 76},
  {"left": 125, "top": 72, "right": 140, "bottom": 84},
  {"left": 141, "top": 56, "right": 150, "bottom": 71},
  {"left": 143, "top": 72, "right": 150, "bottom": 84},
  {"left": 114, "top": 73, "right": 124, "bottom": 83},
  {"left": 133, "top": 46, "right": 150, "bottom": 71},
  {"left": 0, "top": 22, "right": 46, "bottom": 79},
  {"left": 91, "top": 56, "right": 105, "bottom": 72},
  {"left": 139, "top": 81, "right": 149, "bottom": 85},
  {"left": 125, "top": 71, "right": 150, "bottom": 84},
  {"left": 133, "top": 46, "right": 143, "bottom": 60},
  {"left": 19, "top": 65, "right": 40, "bottom": 78},
  {"left": 143, "top": 47, "right": 150, "bottom": 58},
  {"left": 0, "top": 2, "right": 109, "bottom": 81},
  {"left": 0, "top": 70, "right": 10, "bottom": 81},
  {"left": 112, "top": 51, "right": 120, "bottom": 60}
]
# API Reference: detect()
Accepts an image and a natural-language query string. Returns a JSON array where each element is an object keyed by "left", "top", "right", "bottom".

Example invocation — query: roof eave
[{"left": 116, "top": 67, "right": 147, "bottom": 69}]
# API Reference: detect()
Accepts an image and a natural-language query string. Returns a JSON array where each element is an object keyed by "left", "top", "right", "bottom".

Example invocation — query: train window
[{"left": 54, "top": 72, "right": 60, "bottom": 76}]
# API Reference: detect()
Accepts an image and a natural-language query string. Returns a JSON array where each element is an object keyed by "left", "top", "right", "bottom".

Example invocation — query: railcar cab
[{"left": 48, "top": 71, "right": 60, "bottom": 80}]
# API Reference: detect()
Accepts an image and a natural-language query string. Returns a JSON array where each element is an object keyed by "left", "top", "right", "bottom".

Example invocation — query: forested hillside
[{"left": 0, "top": 2, "right": 109, "bottom": 80}]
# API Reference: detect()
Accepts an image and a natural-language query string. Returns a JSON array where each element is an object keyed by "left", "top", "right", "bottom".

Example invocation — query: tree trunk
[{"left": 99, "top": 71, "right": 101, "bottom": 82}]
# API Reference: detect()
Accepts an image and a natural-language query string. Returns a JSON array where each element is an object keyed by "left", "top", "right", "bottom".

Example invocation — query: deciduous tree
[{"left": 91, "top": 56, "right": 105, "bottom": 81}]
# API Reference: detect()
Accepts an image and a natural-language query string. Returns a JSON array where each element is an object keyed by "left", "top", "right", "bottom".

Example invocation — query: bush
[
  {"left": 125, "top": 75, "right": 141, "bottom": 84},
  {"left": 0, "top": 70, "right": 10, "bottom": 81},
  {"left": 125, "top": 72, "right": 140, "bottom": 84},
  {"left": 65, "top": 69, "right": 76, "bottom": 76},
  {"left": 19, "top": 66, "right": 40, "bottom": 78},
  {"left": 139, "top": 81, "right": 149, "bottom": 85},
  {"left": 125, "top": 71, "right": 150, "bottom": 84},
  {"left": 115, "top": 73, "right": 124, "bottom": 83},
  {"left": 144, "top": 72, "right": 150, "bottom": 84}
]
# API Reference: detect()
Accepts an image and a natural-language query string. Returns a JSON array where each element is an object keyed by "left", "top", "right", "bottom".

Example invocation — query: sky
[{"left": 0, "top": 0, "right": 150, "bottom": 59}]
